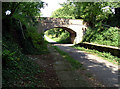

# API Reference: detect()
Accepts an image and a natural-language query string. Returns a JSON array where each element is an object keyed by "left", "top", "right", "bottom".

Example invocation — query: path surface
[
  {"left": 48, "top": 44, "right": 95, "bottom": 87},
  {"left": 45, "top": 35, "right": 119, "bottom": 87}
]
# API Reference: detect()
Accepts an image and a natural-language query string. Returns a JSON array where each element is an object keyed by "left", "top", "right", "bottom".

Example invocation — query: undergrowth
[
  {"left": 2, "top": 17, "right": 49, "bottom": 87},
  {"left": 2, "top": 36, "right": 46, "bottom": 87}
]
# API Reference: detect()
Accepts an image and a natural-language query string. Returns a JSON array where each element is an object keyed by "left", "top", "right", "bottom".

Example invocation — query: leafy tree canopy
[
  {"left": 51, "top": 1, "right": 120, "bottom": 27},
  {"left": 2, "top": 2, "right": 45, "bottom": 20}
]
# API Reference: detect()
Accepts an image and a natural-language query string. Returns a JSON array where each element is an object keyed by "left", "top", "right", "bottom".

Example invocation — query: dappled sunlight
[
  {"left": 45, "top": 28, "right": 119, "bottom": 87},
  {"left": 3, "top": 1, "right": 120, "bottom": 88},
  {"left": 53, "top": 43, "right": 119, "bottom": 87}
]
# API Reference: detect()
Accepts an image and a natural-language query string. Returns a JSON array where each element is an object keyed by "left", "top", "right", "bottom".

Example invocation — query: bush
[{"left": 83, "top": 27, "right": 119, "bottom": 47}]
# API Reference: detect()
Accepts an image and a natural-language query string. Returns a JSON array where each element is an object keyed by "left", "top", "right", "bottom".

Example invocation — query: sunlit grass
[{"left": 73, "top": 46, "right": 120, "bottom": 65}]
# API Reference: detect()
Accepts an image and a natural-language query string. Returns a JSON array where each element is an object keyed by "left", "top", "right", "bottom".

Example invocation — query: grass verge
[
  {"left": 52, "top": 46, "right": 83, "bottom": 69},
  {"left": 73, "top": 45, "right": 120, "bottom": 65}
]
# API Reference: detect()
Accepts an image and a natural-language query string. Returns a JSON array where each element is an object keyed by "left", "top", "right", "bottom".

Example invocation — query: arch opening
[{"left": 44, "top": 27, "right": 76, "bottom": 44}]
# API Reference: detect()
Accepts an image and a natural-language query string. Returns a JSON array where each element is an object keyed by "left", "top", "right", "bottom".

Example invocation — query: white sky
[{"left": 40, "top": 0, "right": 66, "bottom": 17}]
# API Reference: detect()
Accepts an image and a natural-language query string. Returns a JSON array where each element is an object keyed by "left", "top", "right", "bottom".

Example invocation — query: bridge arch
[
  {"left": 44, "top": 27, "right": 76, "bottom": 43},
  {"left": 38, "top": 17, "right": 87, "bottom": 44}
]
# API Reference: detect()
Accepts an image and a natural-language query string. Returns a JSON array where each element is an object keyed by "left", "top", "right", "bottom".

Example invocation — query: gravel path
[{"left": 45, "top": 35, "right": 119, "bottom": 87}]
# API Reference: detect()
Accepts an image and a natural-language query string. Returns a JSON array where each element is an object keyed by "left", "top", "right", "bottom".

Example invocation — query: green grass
[
  {"left": 73, "top": 45, "right": 120, "bottom": 65},
  {"left": 52, "top": 46, "right": 83, "bottom": 69}
]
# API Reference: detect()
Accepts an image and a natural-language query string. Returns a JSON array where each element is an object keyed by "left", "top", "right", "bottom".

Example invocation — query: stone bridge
[{"left": 38, "top": 17, "right": 87, "bottom": 44}]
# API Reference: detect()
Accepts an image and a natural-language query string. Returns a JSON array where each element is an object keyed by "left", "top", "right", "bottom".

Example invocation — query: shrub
[{"left": 83, "top": 27, "right": 119, "bottom": 47}]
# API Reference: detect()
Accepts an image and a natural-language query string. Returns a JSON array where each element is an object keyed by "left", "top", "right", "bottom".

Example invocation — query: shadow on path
[
  {"left": 54, "top": 44, "right": 119, "bottom": 87},
  {"left": 45, "top": 35, "right": 119, "bottom": 87}
]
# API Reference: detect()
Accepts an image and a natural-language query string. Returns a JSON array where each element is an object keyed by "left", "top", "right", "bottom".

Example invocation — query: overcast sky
[{"left": 40, "top": 0, "right": 66, "bottom": 17}]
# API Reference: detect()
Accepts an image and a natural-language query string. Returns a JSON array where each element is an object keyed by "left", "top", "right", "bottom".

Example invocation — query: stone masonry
[{"left": 38, "top": 17, "right": 87, "bottom": 44}]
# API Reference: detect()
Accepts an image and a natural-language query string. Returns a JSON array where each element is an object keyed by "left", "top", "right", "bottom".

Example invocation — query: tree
[
  {"left": 51, "top": 2, "right": 75, "bottom": 19},
  {"left": 2, "top": 2, "right": 44, "bottom": 20},
  {"left": 52, "top": 0, "right": 120, "bottom": 27}
]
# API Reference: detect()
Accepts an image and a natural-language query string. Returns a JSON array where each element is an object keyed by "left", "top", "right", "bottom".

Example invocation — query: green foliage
[
  {"left": 2, "top": 2, "right": 48, "bottom": 54},
  {"left": 83, "top": 27, "right": 119, "bottom": 47},
  {"left": 72, "top": 2, "right": 120, "bottom": 26},
  {"left": 25, "top": 24, "right": 44, "bottom": 49},
  {"left": 45, "top": 28, "right": 56, "bottom": 37},
  {"left": 73, "top": 46, "right": 120, "bottom": 65},
  {"left": 51, "top": 4, "right": 75, "bottom": 19},
  {"left": 2, "top": 2, "right": 49, "bottom": 87},
  {"left": 2, "top": 2, "right": 44, "bottom": 19},
  {"left": 58, "top": 32, "right": 71, "bottom": 43},
  {"left": 3, "top": 53, "right": 45, "bottom": 87},
  {"left": 51, "top": 1, "right": 120, "bottom": 46},
  {"left": 52, "top": 1, "right": 120, "bottom": 27},
  {"left": 2, "top": 31, "right": 47, "bottom": 87},
  {"left": 50, "top": 1, "right": 120, "bottom": 47},
  {"left": 45, "top": 28, "right": 71, "bottom": 43},
  {"left": 2, "top": 35, "right": 21, "bottom": 66}
]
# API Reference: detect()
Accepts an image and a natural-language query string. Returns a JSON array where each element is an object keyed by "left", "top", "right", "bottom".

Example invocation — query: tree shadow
[{"left": 53, "top": 44, "right": 119, "bottom": 87}]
